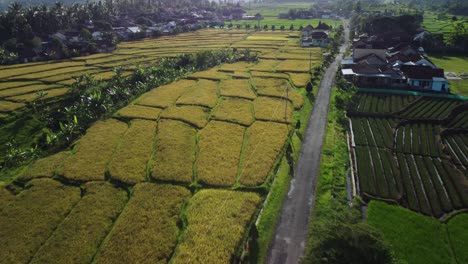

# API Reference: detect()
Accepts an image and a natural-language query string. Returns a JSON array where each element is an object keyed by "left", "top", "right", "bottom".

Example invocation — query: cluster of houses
[
  {"left": 301, "top": 22, "right": 332, "bottom": 48},
  {"left": 341, "top": 32, "right": 451, "bottom": 93}
]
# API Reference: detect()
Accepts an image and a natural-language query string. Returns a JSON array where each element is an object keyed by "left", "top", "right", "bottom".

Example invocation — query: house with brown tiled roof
[{"left": 401, "top": 65, "right": 449, "bottom": 92}]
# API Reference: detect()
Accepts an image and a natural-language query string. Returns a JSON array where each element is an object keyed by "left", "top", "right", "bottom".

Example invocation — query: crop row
[
  {"left": 395, "top": 123, "right": 444, "bottom": 157},
  {"left": 351, "top": 93, "right": 417, "bottom": 113},
  {"left": 351, "top": 117, "right": 396, "bottom": 149},
  {"left": 355, "top": 146, "right": 401, "bottom": 199},
  {"left": 443, "top": 133, "right": 468, "bottom": 167},
  {"left": 396, "top": 154, "right": 468, "bottom": 217},
  {"left": 399, "top": 97, "right": 465, "bottom": 120},
  {"left": 0, "top": 179, "right": 261, "bottom": 263},
  {"left": 447, "top": 109, "right": 468, "bottom": 129}
]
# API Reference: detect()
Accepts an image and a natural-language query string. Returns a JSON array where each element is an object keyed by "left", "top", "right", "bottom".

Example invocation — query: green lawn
[
  {"left": 428, "top": 55, "right": 468, "bottom": 96},
  {"left": 367, "top": 201, "right": 466, "bottom": 264},
  {"left": 448, "top": 214, "right": 468, "bottom": 264}
]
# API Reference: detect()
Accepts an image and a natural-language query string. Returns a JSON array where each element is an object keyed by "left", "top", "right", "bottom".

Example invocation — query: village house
[
  {"left": 342, "top": 33, "right": 451, "bottom": 93},
  {"left": 301, "top": 23, "right": 331, "bottom": 47}
]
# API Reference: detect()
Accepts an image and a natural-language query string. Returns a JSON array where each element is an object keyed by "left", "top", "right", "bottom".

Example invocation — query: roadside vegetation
[{"left": 303, "top": 79, "right": 393, "bottom": 264}]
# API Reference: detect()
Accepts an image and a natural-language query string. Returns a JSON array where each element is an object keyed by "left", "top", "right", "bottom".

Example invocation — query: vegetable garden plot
[
  {"left": 19, "top": 151, "right": 70, "bottom": 181},
  {"left": 351, "top": 93, "right": 418, "bottom": 113},
  {"left": 354, "top": 146, "right": 400, "bottom": 199},
  {"left": 109, "top": 120, "right": 157, "bottom": 185},
  {"left": 211, "top": 97, "right": 255, "bottom": 126},
  {"left": 30, "top": 182, "right": 128, "bottom": 264},
  {"left": 395, "top": 123, "right": 444, "bottom": 157},
  {"left": 350, "top": 117, "right": 396, "bottom": 148},
  {"left": 136, "top": 79, "right": 197, "bottom": 108},
  {"left": 6, "top": 88, "right": 70, "bottom": 103},
  {"left": 254, "top": 96, "right": 293, "bottom": 124},
  {"left": 151, "top": 120, "right": 196, "bottom": 183},
  {"left": 60, "top": 119, "right": 128, "bottom": 182},
  {"left": 219, "top": 79, "right": 257, "bottom": 100},
  {"left": 176, "top": 79, "right": 219, "bottom": 108},
  {"left": 160, "top": 105, "right": 209, "bottom": 129},
  {"left": 94, "top": 183, "right": 190, "bottom": 264},
  {"left": 172, "top": 189, "right": 261, "bottom": 264},
  {"left": 443, "top": 133, "right": 468, "bottom": 167},
  {"left": 240, "top": 121, "right": 290, "bottom": 186},
  {"left": 395, "top": 154, "right": 468, "bottom": 217},
  {"left": 399, "top": 97, "right": 465, "bottom": 120},
  {"left": 115, "top": 104, "right": 163, "bottom": 121},
  {"left": 447, "top": 109, "right": 468, "bottom": 129},
  {"left": 0, "top": 100, "right": 25, "bottom": 112},
  {"left": 197, "top": 121, "right": 245, "bottom": 187},
  {"left": 0, "top": 179, "right": 81, "bottom": 263}
]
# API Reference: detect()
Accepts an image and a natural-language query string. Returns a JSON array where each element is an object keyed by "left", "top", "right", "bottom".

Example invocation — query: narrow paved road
[{"left": 266, "top": 20, "right": 350, "bottom": 264}]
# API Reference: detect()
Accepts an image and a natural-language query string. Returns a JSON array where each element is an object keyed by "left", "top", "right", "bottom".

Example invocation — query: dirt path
[{"left": 266, "top": 20, "right": 350, "bottom": 264}]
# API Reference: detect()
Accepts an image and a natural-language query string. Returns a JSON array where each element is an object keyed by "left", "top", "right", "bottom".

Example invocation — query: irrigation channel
[{"left": 267, "top": 19, "right": 350, "bottom": 264}]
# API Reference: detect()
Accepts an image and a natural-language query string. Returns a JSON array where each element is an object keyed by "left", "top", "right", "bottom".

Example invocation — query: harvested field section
[
  {"left": 115, "top": 104, "right": 163, "bottom": 120},
  {"left": 109, "top": 120, "right": 157, "bottom": 184},
  {"left": 254, "top": 96, "right": 293, "bottom": 124},
  {"left": 61, "top": 119, "right": 128, "bottom": 182},
  {"left": 177, "top": 79, "right": 219, "bottom": 108},
  {"left": 197, "top": 121, "right": 245, "bottom": 187},
  {"left": 94, "top": 183, "right": 190, "bottom": 264},
  {"left": 136, "top": 79, "right": 196, "bottom": 108},
  {"left": 240, "top": 121, "right": 289, "bottom": 186},
  {"left": 172, "top": 190, "right": 261, "bottom": 264},
  {"left": 160, "top": 105, "right": 209, "bottom": 129},
  {"left": 211, "top": 98, "right": 255, "bottom": 126},
  {"left": 151, "top": 120, "right": 197, "bottom": 183},
  {"left": 0, "top": 179, "right": 81, "bottom": 263},
  {"left": 30, "top": 182, "right": 128, "bottom": 264},
  {"left": 219, "top": 79, "right": 256, "bottom": 100},
  {"left": 19, "top": 151, "right": 70, "bottom": 181}
]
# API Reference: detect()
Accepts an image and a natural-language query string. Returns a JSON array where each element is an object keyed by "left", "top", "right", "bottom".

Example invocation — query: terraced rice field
[
  {"left": 349, "top": 92, "right": 468, "bottom": 218},
  {"left": 0, "top": 28, "right": 320, "bottom": 262},
  {"left": 0, "top": 28, "right": 317, "bottom": 119}
]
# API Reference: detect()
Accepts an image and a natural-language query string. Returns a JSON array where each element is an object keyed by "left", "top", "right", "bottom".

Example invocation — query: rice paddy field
[
  {"left": 423, "top": 12, "right": 468, "bottom": 41},
  {"left": 0, "top": 28, "right": 322, "bottom": 121},
  {"left": 0, "top": 27, "right": 323, "bottom": 262}
]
